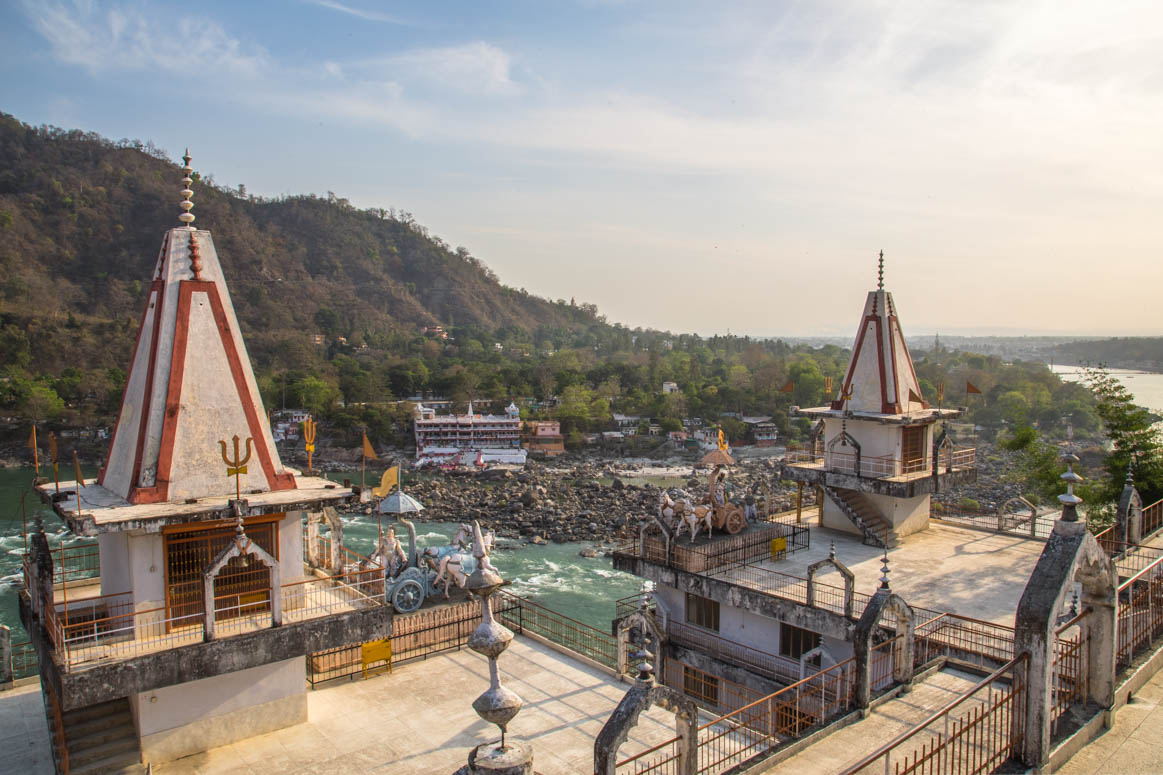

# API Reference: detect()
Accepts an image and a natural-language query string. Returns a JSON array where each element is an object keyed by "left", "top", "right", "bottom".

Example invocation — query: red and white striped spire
[{"left": 835, "top": 252, "right": 925, "bottom": 415}]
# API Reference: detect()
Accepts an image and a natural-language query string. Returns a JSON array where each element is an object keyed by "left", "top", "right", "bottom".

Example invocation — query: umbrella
[
  {"left": 378, "top": 491, "right": 426, "bottom": 514},
  {"left": 700, "top": 448, "right": 735, "bottom": 467}
]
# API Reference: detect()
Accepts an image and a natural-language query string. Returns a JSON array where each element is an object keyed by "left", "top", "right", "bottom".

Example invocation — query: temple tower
[
  {"left": 21, "top": 152, "right": 385, "bottom": 772},
  {"left": 782, "top": 252, "right": 977, "bottom": 546}
]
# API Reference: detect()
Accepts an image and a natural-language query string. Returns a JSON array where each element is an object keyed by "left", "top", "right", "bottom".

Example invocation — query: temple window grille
[{"left": 164, "top": 516, "right": 280, "bottom": 629}]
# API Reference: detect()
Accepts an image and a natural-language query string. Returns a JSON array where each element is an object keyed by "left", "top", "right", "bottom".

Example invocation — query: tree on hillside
[{"left": 1083, "top": 367, "right": 1163, "bottom": 505}]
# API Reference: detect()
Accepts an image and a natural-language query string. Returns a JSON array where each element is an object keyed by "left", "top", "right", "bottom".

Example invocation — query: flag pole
[{"left": 30, "top": 425, "right": 40, "bottom": 478}]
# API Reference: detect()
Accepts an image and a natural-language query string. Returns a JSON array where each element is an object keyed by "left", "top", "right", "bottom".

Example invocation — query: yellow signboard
[
  {"left": 361, "top": 638, "right": 393, "bottom": 677},
  {"left": 770, "top": 537, "right": 788, "bottom": 559}
]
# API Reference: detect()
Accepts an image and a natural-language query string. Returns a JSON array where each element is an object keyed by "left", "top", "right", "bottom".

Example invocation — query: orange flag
[
  {"left": 779, "top": 380, "right": 794, "bottom": 393},
  {"left": 362, "top": 431, "right": 377, "bottom": 460},
  {"left": 966, "top": 381, "right": 982, "bottom": 395},
  {"left": 908, "top": 388, "right": 924, "bottom": 405}
]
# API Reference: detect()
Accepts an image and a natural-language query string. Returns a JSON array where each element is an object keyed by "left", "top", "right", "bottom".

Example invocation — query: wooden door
[{"left": 901, "top": 426, "right": 926, "bottom": 474}]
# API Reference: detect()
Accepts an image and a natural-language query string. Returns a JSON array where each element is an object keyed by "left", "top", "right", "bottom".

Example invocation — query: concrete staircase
[
  {"left": 55, "top": 697, "right": 145, "bottom": 774},
  {"left": 824, "top": 486, "right": 899, "bottom": 549}
]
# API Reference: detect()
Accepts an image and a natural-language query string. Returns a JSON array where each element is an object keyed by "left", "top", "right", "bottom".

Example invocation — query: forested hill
[{"left": 0, "top": 112, "right": 623, "bottom": 377}]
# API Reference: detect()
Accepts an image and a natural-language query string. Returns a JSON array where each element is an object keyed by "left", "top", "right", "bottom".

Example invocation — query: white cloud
[
  {"left": 381, "top": 42, "right": 523, "bottom": 97},
  {"left": 22, "top": 0, "right": 266, "bottom": 77}
]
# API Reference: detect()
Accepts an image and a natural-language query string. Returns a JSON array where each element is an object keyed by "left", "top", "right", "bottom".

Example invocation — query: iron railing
[
  {"left": 613, "top": 522, "right": 810, "bottom": 575},
  {"left": 497, "top": 590, "right": 619, "bottom": 668},
  {"left": 666, "top": 621, "right": 803, "bottom": 685},
  {"left": 839, "top": 654, "right": 1028, "bottom": 775}
]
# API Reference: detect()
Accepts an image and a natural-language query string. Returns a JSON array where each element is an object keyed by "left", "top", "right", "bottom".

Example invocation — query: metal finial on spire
[
  {"left": 828, "top": 541, "right": 837, "bottom": 561},
  {"left": 879, "top": 548, "right": 891, "bottom": 589},
  {"left": 877, "top": 250, "right": 884, "bottom": 290},
  {"left": 179, "top": 148, "right": 195, "bottom": 228}
]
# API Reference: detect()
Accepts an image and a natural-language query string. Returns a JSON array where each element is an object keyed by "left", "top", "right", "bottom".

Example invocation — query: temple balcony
[
  {"left": 19, "top": 511, "right": 390, "bottom": 712},
  {"left": 781, "top": 445, "right": 977, "bottom": 497}
]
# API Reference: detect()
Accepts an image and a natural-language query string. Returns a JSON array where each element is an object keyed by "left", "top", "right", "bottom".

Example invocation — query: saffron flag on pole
[
  {"left": 779, "top": 380, "right": 794, "bottom": 393},
  {"left": 362, "top": 431, "right": 378, "bottom": 460},
  {"left": 373, "top": 465, "right": 399, "bottom": 497},
  {"left": 908, "top": 387, "right": 924, "bottom": 405},
  {"left": 966, "top": 381, "right": 982, "bottom": 395}
]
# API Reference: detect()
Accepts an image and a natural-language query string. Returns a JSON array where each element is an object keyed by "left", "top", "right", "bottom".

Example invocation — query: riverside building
[{"left": 413, "top": 401, "right": 528, "bottom": 466}]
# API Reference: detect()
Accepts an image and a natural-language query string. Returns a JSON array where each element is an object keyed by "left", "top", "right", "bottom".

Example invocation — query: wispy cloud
[
  {"left": 372, "top": 42, "right": 524, "bottom": 97},
  {"left": 306, "top": 0, "right": 412, "bottom": 27},
  {"left": 22, "top": 0, "right": 266, "bottom": 77}
]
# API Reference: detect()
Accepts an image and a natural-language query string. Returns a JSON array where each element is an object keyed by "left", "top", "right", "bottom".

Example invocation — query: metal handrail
[{"left": 838, "top": 653, "right": 1028, "bottom": 775}]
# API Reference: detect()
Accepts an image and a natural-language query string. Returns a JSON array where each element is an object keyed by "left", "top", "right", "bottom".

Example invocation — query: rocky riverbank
[{"left": 349, "top": 458, "right": 811, "bottom": 544}]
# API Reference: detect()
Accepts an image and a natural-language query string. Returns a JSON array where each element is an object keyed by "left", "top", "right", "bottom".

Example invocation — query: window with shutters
[{"left": 686, "top": 592, "right": 720, "bottom": 632}]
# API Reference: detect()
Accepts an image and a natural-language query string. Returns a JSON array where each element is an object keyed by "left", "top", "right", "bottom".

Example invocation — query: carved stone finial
[
  {"left": 179, "top": 148, "right": 195, "bottom": 228},
  {"left": 877, "top": 249, "right": 884, "bottom": 291},
  {"left": 1126, "top": 460, "right": 1135, "bottom": 485},
  {"left": 829, "top": 540, "right": 837, "bottom": 561},
  {"left": 1058, "top": 430, "right": 1083, "bottom": 520},
  {"left": 879, "top": 548, "right": 891, "bottom": 589}
]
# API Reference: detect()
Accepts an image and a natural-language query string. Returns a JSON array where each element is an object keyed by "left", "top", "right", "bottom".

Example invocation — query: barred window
[
  {"left": 780, "top": 622, "right": 821, "bottom": 660},
  {"left": 682, "top": 664, "right": 720, "bottom": 706},
  {"left": 686, "top": 593, "right": 720, "bottom": 631}
]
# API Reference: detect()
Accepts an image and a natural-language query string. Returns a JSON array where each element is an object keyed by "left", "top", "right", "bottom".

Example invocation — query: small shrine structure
[
  {"left": 20, "top": 153, "right": 385, "bottom": 770},
  {"left": 782, "top": 253, "right": 977, "bottom": 547}
]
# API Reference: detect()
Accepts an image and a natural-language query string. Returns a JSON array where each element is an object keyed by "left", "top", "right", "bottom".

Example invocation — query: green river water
[{"left": 0, "top": 466, "right": 645, "bottom": 644}]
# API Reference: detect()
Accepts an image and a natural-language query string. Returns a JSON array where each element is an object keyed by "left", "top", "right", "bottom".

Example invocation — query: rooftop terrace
[{"left": 718, "top": 522, "right": 1047, "bottom": 625}]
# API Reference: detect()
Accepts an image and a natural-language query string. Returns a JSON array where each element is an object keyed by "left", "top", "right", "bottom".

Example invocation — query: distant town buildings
[{"left": 414, "top": 401, "right": 527, "bottom": 466}]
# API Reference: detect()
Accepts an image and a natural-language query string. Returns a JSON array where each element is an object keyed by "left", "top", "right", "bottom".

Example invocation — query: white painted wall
[
  {"left": 98, "top": 532, "right": 131, "bottom": 598},
  {"left": 132, "top": 656, "right": 305, "bottom": 737},
  {"left": 869, "top": 492, "right": 930, "bottom": 536},
  {"left": 279, "top": 512, "right": 305, "bottom": 583},
  {"left": 128, "top": 532, "right": 166, "bottom": 609}
]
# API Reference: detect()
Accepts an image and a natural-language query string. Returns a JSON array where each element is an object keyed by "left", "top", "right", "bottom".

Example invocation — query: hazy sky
[{"left": 2, "top": 1, "right": 1161, "bottom": 337}]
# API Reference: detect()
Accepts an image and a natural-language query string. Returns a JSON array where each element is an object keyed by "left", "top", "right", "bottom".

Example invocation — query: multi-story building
[
  {"left": 19, "top": 158, "right": 386, "bottom": 773},
  {"left": 522, "top": 420, "right": 566, "bottom": 456},
  {"left": 414, "top": 402, "right": 527, "bottom": 465}
]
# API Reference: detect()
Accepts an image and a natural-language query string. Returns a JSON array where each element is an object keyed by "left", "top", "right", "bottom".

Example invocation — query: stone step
[
  {"left": 68, "top": 718, "right": 136, "bottom": 753},
  {"left": 69, "top": 751, "right": 147, "bottom": 775},
  {"left": 67, "top": 735, "right": 140, "bottom": 770},
  {"left": 68, "top": 710, "right": 135, "bottom": 741},
  {"left": 63, "top": 697, "right": 132, "bottom": 725}
]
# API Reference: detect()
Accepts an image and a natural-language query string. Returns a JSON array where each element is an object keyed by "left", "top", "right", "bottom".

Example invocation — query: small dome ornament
[{"left": 179, "top": 149, "right": 196, "bottom": 228}]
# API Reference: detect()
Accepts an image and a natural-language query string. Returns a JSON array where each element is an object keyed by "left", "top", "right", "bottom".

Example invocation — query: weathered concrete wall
[
  {"left": 617, "top": 561, "right": 854, "bottom": 642},
  {"left": 51, "top": 605, "right": 391, "bottom": 711},
  {"left": 668, "top": 644, "right": 782, "bottom": 697},
  {"left": 134, "top": 657, "right": 305, "bottom": 764}
]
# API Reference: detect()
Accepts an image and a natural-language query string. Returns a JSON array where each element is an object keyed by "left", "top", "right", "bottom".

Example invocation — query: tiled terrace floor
[{"left": 153, "top": 636, "right": 673, "bottom": 774}]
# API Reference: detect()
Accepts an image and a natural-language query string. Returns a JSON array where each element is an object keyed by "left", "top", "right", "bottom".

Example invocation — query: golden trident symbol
[
  {"left": 219, "top": 435, "right": 253, "bottom": 500},
  {"left": 303, "top": 417, "right": 317, "bottom": 473}
]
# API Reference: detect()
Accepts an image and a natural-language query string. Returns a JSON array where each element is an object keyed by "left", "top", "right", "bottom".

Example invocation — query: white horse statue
[
  {"left": 660, "top": 491, "right": 713, "bottom": 543},
  {"left": 423, "top": 525, "right": 497, "bottom": 598}
]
